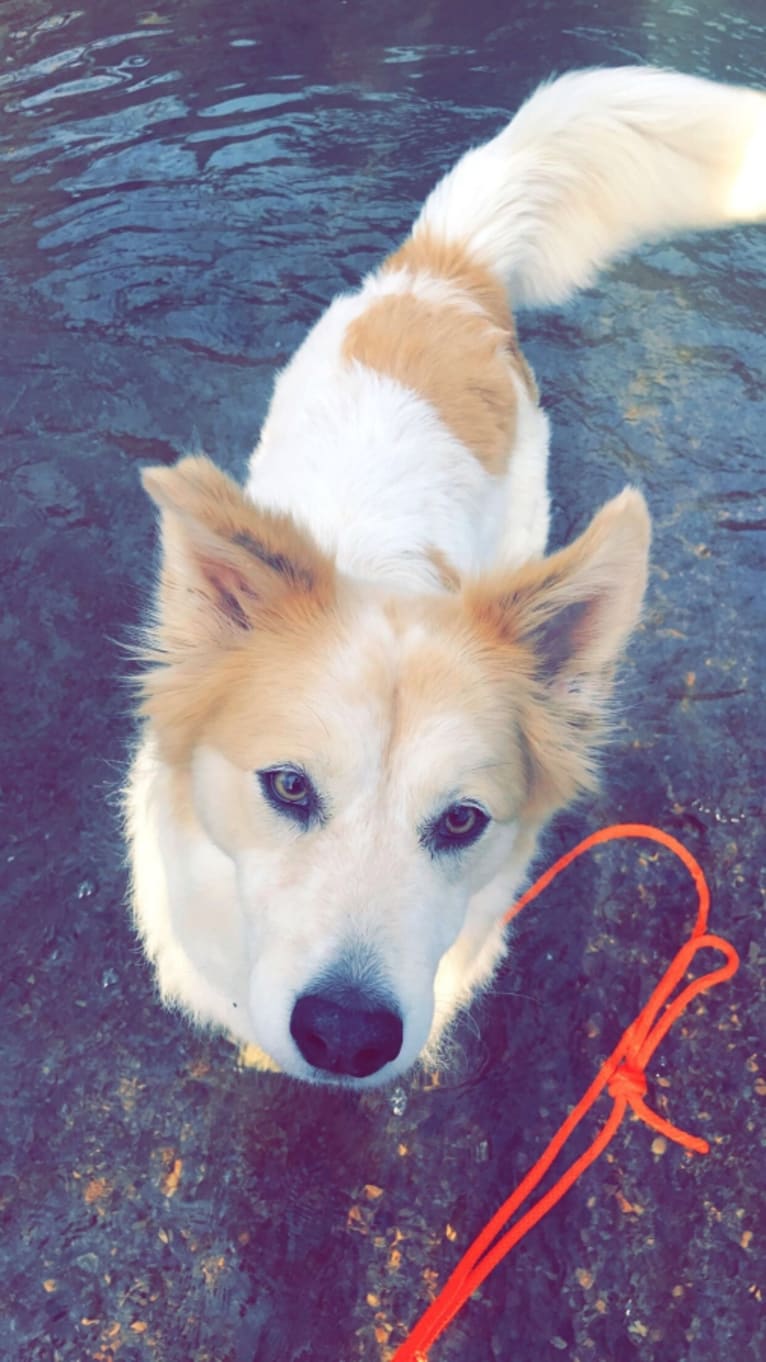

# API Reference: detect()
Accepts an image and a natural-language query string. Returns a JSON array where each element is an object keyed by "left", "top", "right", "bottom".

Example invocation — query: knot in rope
[{"left": 608, "top": 1058, "right": 647, "bottom": 1102}]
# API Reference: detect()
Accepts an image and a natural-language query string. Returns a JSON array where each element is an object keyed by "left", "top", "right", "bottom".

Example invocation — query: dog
[{"left": 126, "top": 67, "right": 765, "bottom": 1087}]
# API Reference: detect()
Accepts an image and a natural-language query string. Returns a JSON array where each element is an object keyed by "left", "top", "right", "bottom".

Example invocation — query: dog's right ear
[{"left": 141, "top": 456, "right": 335, "bottom": 649}]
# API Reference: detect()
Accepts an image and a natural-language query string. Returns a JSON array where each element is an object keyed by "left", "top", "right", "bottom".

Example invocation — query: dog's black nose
[{"left": 290, "top": 986, "right": 403, "bottom": 1079}]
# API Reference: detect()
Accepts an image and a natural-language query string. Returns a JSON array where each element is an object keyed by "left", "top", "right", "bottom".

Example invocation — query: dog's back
[{"left": 245, "top": 67, "right": 766, "bottom": 584}]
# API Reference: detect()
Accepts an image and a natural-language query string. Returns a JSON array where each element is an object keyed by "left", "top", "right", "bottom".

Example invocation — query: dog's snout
[{"left": 290, "top": 986, "right": 403, "bottom": 1079}]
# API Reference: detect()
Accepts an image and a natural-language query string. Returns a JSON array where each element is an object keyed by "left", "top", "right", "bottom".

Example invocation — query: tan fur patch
[
  {"left": 140, "top": 456, "right": 338, "bottom": 763},
  {"left": 461, "top": 490, "right": 651, "bottom": 816},
  {"left": 426, "top": 544, "right": 461, "bottom": 592},
  {"left": 144, "top": 587, "right": 346, "bottom": 767},
  {"left": 142, "top": 456, "right": 334, "bottom": 642},
  {"left": 343, "top": 292, "right": 516, "bottom": 474},
  {"left": 343, "top": 233, "right": 536, "bottom": 474},
  {"left": 374, "top": 595, "right": 531, "bottom": 820},
  {"left": 385, "top": 231, "right": 538, "bottom": 398},
  {"left": 385, "top": 233, "right": 511, "bottom": 329},
  {"left": 203, "top": 586, "right": 532, "bottom": 831}
]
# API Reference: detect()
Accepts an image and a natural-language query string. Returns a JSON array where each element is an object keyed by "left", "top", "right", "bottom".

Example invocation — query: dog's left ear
[{"left": 465, "top": 488, "right": 651, "bottom": 809}]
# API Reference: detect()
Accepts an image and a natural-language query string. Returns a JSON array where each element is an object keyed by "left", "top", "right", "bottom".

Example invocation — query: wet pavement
[{"left": 1, "top": 2, "right": 764, "bottom": 1360}]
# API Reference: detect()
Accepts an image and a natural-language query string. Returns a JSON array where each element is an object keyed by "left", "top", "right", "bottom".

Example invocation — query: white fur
[
  {"left": 128, "top": 67, "right": 765, "bottom": 1086},
  {"left": 416, "top": 66, "right": 766, "bottom": 306}
]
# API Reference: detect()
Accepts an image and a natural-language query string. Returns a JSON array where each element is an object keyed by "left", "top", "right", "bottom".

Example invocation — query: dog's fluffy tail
[{"left": 413, "top": 66, "right": 766, "bottom": 307}]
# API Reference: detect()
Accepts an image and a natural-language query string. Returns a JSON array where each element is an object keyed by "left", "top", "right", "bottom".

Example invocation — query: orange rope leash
[{"left": 391, "top": 823, "right": 740, "bottom": 1362}]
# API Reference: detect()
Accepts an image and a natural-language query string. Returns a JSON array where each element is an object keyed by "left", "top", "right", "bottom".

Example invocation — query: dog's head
[{"left": 140, "top": 456, "right": 649, "bottom": 1086}]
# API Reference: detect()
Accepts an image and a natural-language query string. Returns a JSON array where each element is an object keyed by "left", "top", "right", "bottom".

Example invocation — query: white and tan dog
[{"left": 127, "top": 68, "right": 765, "bottom": 1086}]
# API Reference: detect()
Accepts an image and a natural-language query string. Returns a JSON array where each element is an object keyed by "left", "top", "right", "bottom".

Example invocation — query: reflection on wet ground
[{"left": 2, "top": 2, "right": 764, "bottom": 1360}]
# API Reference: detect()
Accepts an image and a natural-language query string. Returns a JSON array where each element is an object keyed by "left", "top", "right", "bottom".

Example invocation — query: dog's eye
[
  {"left": 257, "top": 766, "right": 319, "bottom": 824},
  {"left": 271, "top": 770, "right": 310, "bottom": 804},
  {"left": 425, "top": 802, "right": 490, "bottom": 855},
  {"left": 443, "top": 804, "right": 481, "bottom": 837}
]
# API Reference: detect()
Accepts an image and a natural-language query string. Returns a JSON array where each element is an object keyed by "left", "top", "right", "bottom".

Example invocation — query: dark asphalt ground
[{"left": 2, "top": 3, "right": 764, "bottom": 1360}]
